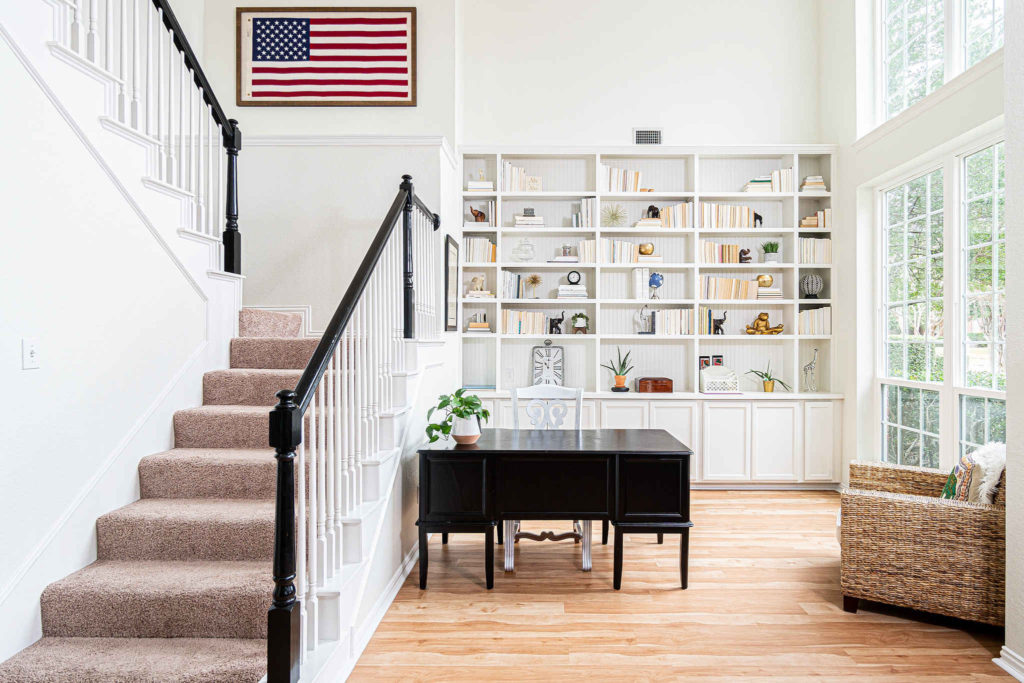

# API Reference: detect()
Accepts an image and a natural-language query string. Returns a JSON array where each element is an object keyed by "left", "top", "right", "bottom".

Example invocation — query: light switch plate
[{"left": 22, "top": 338, "right": 40, "bottom": 370}]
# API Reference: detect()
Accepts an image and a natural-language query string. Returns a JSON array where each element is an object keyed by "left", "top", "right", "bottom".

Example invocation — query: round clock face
[{"left": 567, "top": 270, "right": 581, "bottom": 285}]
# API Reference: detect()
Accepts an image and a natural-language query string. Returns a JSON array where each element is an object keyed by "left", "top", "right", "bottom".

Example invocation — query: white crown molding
[
  {"left": 852, "top": 48, "right": 1004, "bottom": 153},
  {"left": 996, "top": 646, "right": 1024, "bottom": 681},
  {"left": 459, "top": 143, "right": 839, "bottom": 156},
  {"left": 245, "top": 134, "right": 456, "bottom": 168}
]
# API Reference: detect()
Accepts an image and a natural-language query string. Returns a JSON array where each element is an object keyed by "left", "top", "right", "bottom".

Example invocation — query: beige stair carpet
[{"left": 0, "top": 308, "right": 318, "bottom": 681}]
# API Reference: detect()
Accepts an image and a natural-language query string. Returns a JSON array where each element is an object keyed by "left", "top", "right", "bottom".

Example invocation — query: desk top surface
[{"left": 418, "top": 428, "right": 691, "bottom": 455}]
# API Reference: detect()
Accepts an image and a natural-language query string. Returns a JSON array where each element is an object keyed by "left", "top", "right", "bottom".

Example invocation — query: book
[
  {"left": 637, "top": 255, "right": 663, "bottom": 263},
  {"left": 547, "top": 255, "right": 580, "bottom": 263},
  {"left": 700, "top": 240, "right": 743, "bottom": 264},
  {"left": 700, "top": 276, "right": 758, "bottom": 299},
  {"left": 799, "top": 307, "right": 832, "bottom": 334},
  {"left": 632, "top": 267, "right": 651, "bottom": 299},
  {"left": 466, "top": 180, "right": 494, "bottom": 191},
  {"left": 661, "top": 202, "right": 693, "bottom": 228},
  {"left": 599, "top": 164, "right": 643, "bottom": 192},
  {"left": 743, "top": 175, "right": 772, "bottom": 192},
  {"left": 800, "top": 175, "right": 828, "bottom": 193},
  {"left": 698, "top": 202, "right": 758, "bottom": 228},
  {"left": 798, "top": 237, "right": 832, "bottom": 264},
  {"left": 464, "top": 237, "right": 496, "bottom": 263},
  {"left": 572, "top": 198, "right": 596, "bottom": 227}
]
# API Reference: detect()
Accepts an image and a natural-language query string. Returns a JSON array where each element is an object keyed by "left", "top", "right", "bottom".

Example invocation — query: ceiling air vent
[{"left": 633, "top": 128, "right": 662, "bottom": 145}]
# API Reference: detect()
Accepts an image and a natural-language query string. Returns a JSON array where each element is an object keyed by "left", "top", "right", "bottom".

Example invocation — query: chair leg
[
  {"left": 442, "top": 533, "right": 448, "bottom": 545},
  {"left": 485, "top": 526, "right": 494, "bottom": 589},
  {"left": 843, "top": 595, "right": 859, "bottom": 613},
  {"left": 602, "top": 520, "right": 609, "bottom": 545},
  {"left": 574, "top": 520, "right": 580, "bottom": 544},
  {"left": 657, "top": 532, "right": 664, "bottom": 545},
  {"left": 497, "top": 521, "right": 503, "bottom": 545}
]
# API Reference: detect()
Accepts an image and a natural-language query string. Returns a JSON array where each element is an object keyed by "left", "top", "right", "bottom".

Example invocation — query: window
[
  {"left": 883, "top": 169, "right": 944, "bottom": 382},
  {"left": 964, "top": 0, "right": 1004, "bottom": 68},
  {"left": 877, "top": 138, "right": 1005, "bottom": 471},
  {"left": 878, "top": 0, "right": 1004, "bottom": 124}
]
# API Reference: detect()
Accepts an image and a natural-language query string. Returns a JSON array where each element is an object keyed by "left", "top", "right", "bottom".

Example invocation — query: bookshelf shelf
[{"left": 458, "top": 145, "right": 837, "bottom": 396}]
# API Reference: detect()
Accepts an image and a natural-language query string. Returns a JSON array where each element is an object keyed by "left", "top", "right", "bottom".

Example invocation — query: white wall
[
  {"left": 461, "top": 0, "right": 821, "bottom": 146},
  {"left": 1001, "top": 0, "right": 1023, "bottom": 671}
]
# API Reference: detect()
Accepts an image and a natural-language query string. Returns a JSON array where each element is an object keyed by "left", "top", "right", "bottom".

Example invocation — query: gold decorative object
[
  {"left": 638, "top": 242, "right": 655, "bottom": 256},
  {"left": 601, "top": 203, "right": 627, "bottom": 227},
  {"left": 525, "top": 273, "right": 543, "bottom": 299},
  {"left": 756, "top": 274, "right": 774, "bottom": 288},
  {"left": 745, "top": 312, "right": 784, "bottom": 335}
]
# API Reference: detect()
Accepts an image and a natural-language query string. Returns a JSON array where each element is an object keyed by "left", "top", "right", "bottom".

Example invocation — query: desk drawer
[
  {"left": 496, "top": 456, "right": 612, "bottom": 518},
  {"left": 420, "top": 455, "right": 489, "bottom": 521},
  {"left": 617, "top": 456, "right": 690, "bottom": 522}
]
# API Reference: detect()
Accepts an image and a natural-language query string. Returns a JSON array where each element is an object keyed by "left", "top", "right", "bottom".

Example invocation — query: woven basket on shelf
[{"left": 699, "top": 366, "right": 739, "bottom": 393}]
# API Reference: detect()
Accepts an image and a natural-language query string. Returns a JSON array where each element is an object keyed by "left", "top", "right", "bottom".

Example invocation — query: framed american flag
[{"left": 236, "top": 7, "right": 416, "bottom": 107}]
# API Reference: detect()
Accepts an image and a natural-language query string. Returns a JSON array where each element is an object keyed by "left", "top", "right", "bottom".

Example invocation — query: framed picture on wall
[
  {"left": 236, "top": 7, "right": 417, "bottom": 107},
  {"left": 444, "top": 235, "right": 459, "bottom": 332}
]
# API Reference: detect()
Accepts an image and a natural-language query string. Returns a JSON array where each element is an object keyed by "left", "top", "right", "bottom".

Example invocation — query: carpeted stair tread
[
  {"left": 97, "top": 499, "right": 274, "bottom": 561},
  {"left": 173, "top": 405, "right": 273, "bottom": 449},
  {"left": 0, "top": 636, "right": 264, "bottom": 683},
  {"left": 230, "top": 336, "right": 318, "bottom": 369},
  {"left": 41, "top": 560, "right": 271, "bottom": 639},
  {"left": 238, "top": 307, "right": 303, "bottom": 338},
  {"left": 203, "top": 368, "right": 303, "bottom": 406},
  {"left": 139, "top": 448, "right": 275, "bottom": 499}
]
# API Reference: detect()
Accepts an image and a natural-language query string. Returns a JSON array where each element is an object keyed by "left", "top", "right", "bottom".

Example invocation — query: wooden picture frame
[
  {"left": 444, "top": 235, "right": 459, "bottom": 332},
  {"left": 236, "top": 7, "right": 417, "bottom": 107}
]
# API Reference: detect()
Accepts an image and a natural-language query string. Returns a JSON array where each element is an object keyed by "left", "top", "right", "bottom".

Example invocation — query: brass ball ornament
[
  {"left": 756, "top": 274, "right": 774, "bottom": 288},
  {"left": 638, "top": 242, "right": 655, "bottom": 256}
]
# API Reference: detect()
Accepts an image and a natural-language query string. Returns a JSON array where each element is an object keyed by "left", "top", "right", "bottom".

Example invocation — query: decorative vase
[
  {"left": 800, "top": 273, "right": 824, "bottom": 299},
  {"left": 763, "top": 380, "right": 775, "bottom": 393},
  {"left": 451, "top": 416, "right": 481, "bottom": 444},
  {"left": 611, "top": 375, "right": 629, "bottom": 392},
  {"left": 510, "top": 238, "right": 536, "bottom": 263},
  {"left": 763, "top": 252, "right": 782, "bottom": 264}
]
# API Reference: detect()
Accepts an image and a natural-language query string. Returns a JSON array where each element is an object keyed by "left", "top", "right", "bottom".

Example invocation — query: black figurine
[
  {"left": 646, "top": 205, "right": 661, "bottom": 219},
  {"left": 549, "top": 311, "right": 565, "bottom": 334},
  {"left": 739, "top": 248, "right": 751, "bottom": 263},
  {"left": 712, "top": 311, "right": 727, "bottom": 335},
  {"left": 754, "top": 212, "right": 763, "bottom": 228}
]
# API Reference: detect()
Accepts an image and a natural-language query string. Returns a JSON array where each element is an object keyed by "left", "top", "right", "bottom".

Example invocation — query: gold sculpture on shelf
[
  {"left": 745, "top": 312, "right": 784, "bottom": 335},
  {"left": 756, "top": 274, "right": 774, "bottom": 288},
  {"left": 638, "top": 242, "right": 655, "bottom": 255}
]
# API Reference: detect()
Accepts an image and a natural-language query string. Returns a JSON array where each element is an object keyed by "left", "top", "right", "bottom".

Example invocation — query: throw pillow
[{"left": 940, "top": 442, "right": 1006, "bottom": 504}]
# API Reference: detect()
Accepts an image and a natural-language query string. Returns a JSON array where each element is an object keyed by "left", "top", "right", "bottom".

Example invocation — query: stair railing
[
  {"left": 54, "top": 0, "right": 242, "bottom": 272},
  {"left": 267, "top": 176, "right": 440, "bottom": 683}
]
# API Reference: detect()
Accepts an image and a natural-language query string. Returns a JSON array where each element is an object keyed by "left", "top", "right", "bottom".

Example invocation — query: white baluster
[
  {"left": 177, "top": 59, "right": 186, "bottom": 188},
  {"left": 155, "top": 9, "right": 165, "bottom": 177},
  {"left": 342, "top": 324, "right": 353, "bottom": 514},
  {"left": 164, "top": 24, "right": 175, "bottom": 181},
  {"left": 205, "top": 107, "right": 214, "bottom": 235},
  {"left": 369, "top": 271, "right": 379, "bottom": 459},
  {"left": 118, "top": 0, "right": 127, "bottom": 121},
  {"left": 331, "top": 345, "right": 343, "bottom": 569},
  {"left": 296, "top": 426, "right": 308, "bottom": 661},
  {"left": 144, "top": 1, "right": 153, "bottom": 134},
  {"left": 86, "top": 0, "right": 98, "bottom": 61},
  {"left": 190, "top": 84, "right": 198, "bottom": 204},
  {"left": 196, "top": 102, "right": 207, "bottom": 232},
  {"left": 70, "top": 0, "right": 83, "bottom": 53},
  {"left": 104, "top": 0, "right": 113, "bottom": 71},
  {"left": 217, "top": 124, "right": 224, "bottom": 237},
  {"left": 316, "top": 381, "right": 328, "bottom": 583},
  {"left": 130, "top": 0, "right": 140, "bottom": 128},
  {"left": 394, "top": 232, "right": 403, "bottom": 373},
  {"left": 357, "top": 299, "right": 366, "bottom": 504},
  {"left": 306, "top": 394, "right": 319, "bottom": 649}
]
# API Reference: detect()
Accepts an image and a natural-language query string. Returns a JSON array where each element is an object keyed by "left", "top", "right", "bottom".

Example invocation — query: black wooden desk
[{"left": 416, "top": 428, "right": 693, "bottom": 590}]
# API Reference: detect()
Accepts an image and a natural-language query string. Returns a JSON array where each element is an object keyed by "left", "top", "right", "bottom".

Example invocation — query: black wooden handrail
[
  {"left": 266, "top": 175, "right": 439, "bottom": 683},
  {"left": 152, "top": 0, "right": 242, "bottom": 273}
]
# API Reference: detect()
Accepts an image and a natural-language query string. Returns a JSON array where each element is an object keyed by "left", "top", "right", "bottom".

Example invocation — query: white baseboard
[
  {"left": 995, "top": 646, "right": 1024, "bottom": 681},
  {"left": 353, "top": 543, "right": 418, "bottom": 655}
]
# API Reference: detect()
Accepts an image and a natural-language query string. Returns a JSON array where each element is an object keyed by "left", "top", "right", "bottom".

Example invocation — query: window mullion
[
  {"left": 946, "top": 0, "right": 961, "bottom": 81},
  {"left": 940, "top": 154, "right": 960, "bottom": 470}
]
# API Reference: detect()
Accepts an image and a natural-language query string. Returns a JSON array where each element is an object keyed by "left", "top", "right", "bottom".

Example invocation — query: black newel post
[
  {"left": 267, "top": 389, "right": 302, "bottom": 683},
  {"left": 223, "top": 118, "right": 242, "bottom": 274},
  {"left": 401, "top": 174, "right": 415, "bottom": 339}
]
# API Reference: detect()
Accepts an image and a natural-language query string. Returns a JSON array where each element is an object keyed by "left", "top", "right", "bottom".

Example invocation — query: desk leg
[
  {"left": 485, "top": 526, "right": 494, "bottom": 589},
  {"left": 418, "top": 527, "right": 428, "bottom": 589},
  {"left": 497, "top": 521, "right": 503, "bottom": 545},
  {"left": 602, "top": 520, "right": 609, "bottom": 545},
  {"left": 581, "top": 520, "right": 592, "bottom": 571},
  {"left": 657, "top": 533, "right": 664, "bottom": 545},
  {"left": 442, "top": 533, "right": 448, "bottom": 545},
  {"left": 503, "top": 520, "right": 515, "bottom": 572},
  {"left": 613, "top": 526, "right": 623, "bottom": 590},
  {"left": 680, "top": 528, "right": 689, "bottom": 590}
]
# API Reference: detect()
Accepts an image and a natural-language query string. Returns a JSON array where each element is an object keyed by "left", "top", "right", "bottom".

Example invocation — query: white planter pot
[
  {"left": 451, "top": 415, "right": 481, "bottom": 444},
  {"left": 763, "top": 252, "right": 782, "bottom": 263}
]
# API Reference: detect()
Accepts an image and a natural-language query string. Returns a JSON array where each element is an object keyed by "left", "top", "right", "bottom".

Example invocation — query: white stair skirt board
[{"left": 996, "top": 646, "right": 1024, "bottom": 681}]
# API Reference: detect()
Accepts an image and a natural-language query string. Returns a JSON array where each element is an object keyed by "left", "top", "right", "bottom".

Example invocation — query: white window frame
[{"left": 873, "top": 128, "right": 1005, "bottom": 471}]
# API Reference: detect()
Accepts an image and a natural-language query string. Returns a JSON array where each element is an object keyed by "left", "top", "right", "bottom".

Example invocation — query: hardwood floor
[{"left": 352, "top": 491, "right": 1008, "bottom": 681}]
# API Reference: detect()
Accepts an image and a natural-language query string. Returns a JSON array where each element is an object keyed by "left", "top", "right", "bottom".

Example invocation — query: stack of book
[
  {"left": 578, "top": 239, "right": 658, "bottom": 264},
  {"left": 465, "top": 313, "right": 492, "bottom": 334},
  {"left": 646, "top": 309, "right": 693, "bottom": 336},
  {"left": 464, "top": 237, "right": 496, "bottom": 263},
  {"left": 635, "top": 217, "right": 664, "bottom": 228},
  {"left": 661, "top": 202, "right": 694, "bottom": 228},
  {"left": 700, "top": 276, "right": 758, "bottom": 299},
  {"left": 700, "top": 240, "right": 743, "bottom": 264},
  {"left": 572, "top": 198, "right": 596, "bottom": 227},
  {"left": 799, "top": 208, "right": 833, "bottom": 228},
  {"left": 698, "top": 202, "right": 758, "bottom": 228},
  {"left": 801, "top": 175, "right": 828, "bottom": 193},
  {"left": 514, "top": 213, "right": 544, "bottom": 228},
  {"left": 744, "top": 175, "right": 772, "bottom": 192},
  {"left": 599, "top": 164, "right": 642, "bottom": 192},
  {"left": 799, "top": 307, "right": 832, "bottom": 334},
  {"left": 502, "top": 310, "right": 550, "bottom": 335},
  {"left": 696, "top": 306, "right": 716, "bottom": 335},
  {"left": 467, "top": 179, "right": 493, "bottom": 192},
  {"left": 798, "top": 237, "right": 832, "bottom": 264},
  {"left": 557, "top": 284, "right": 588, "bottom": 299},
  {"left": 548, "top": 254, "right": 579, "bottom": 264},
  {"left": 631, "top": 267, "right": 653, "bottom": 299},
  {"left": 465, "top": 287, "right": 494, "bottom": 300},
  {"left": 502, "top": 161, "right": 541, "bottom": 191},
  {"left": 757, "top": 286, "right": 783, "bottom": 300},
  {"left": 770, "top": 167, "right": 794, "bottom": 192},
  {"left": 501, "top": 272, "right": 528, "bottom": 299}
]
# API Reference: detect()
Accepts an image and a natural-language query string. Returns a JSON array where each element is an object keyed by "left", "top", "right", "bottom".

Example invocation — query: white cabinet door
[
  {"left": 650, "top": 401, "right": 698, "bottom": 480},
  {"left": 600, "top": 400, "right": 650, "bottom": 428},
  {"left": 803, "top": 401, "right": 837, "bottom": 481},
  {"left": 497, "top": 398, "right": 597, "bottom": 429},
  {"left": 702, "top": 402, "right": 750, "bottom": 481},
  {"left": 751, "top": 402, "right": 801, "bottom": 481}
]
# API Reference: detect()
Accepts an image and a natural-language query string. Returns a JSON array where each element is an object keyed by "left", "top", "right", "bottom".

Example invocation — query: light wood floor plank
[{"left": 352, "top": 491, "right": 1007, "bottom": 680}]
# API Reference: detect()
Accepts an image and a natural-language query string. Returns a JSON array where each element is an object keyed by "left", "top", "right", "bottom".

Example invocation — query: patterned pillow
[{"left": 940, "top": 443, "right": 1006, "bottom": 504}]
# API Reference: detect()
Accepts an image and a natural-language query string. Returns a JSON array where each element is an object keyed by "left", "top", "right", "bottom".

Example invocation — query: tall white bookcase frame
[{"left": 458, "top": 145, "right": 839, "bottom": 402}]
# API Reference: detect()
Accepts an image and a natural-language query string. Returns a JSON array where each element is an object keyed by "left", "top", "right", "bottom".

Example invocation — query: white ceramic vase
[
  {"left": 763, "top": 252, "right": 782, "bottom": 264},
  {"left": 451, "top": 415, "right": 481, "bottom": 444}
]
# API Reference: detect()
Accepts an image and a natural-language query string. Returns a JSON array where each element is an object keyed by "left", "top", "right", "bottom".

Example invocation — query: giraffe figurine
[{"left": 803, "top": 348, "right": 818, "bottom": 392}]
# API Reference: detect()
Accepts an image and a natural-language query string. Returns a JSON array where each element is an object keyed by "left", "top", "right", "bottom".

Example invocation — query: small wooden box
[{"left": 635, "top": 377, "right": 673, "bottom": 393}]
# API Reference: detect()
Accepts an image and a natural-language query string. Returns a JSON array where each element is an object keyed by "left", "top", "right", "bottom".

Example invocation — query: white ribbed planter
[{"left": 451, "top": 416, "right": 481, "bottom": 444}]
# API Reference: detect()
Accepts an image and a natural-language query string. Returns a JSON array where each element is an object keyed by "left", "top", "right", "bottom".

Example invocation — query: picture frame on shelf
[{"left": 444, "top": 235, "right": 459, "bottom": 332}]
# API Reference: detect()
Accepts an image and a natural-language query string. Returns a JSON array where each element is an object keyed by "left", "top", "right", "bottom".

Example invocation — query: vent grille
[{"left": 633, "top": 128, "right": 662, "bottom": 145}]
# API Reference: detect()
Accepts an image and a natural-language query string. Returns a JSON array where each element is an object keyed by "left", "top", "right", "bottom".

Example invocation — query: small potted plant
[
  {"left": 426, "top": 388, "right": 491, "bottom": 444},
  {"left": 746, "top": 362, "right": 791, "bottom": 393},
  {"left": 571, "top": 312, "right": 590, "bottom": 334},
  {"left": 761, "top": 241, "right": 782, "bottom": 264},
  {"left": 601, "top": 347, "right": 634, "bottom": 392}
]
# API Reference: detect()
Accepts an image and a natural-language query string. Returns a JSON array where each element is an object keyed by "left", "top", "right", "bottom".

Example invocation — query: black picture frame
[{"left": 444, "top": 235, "right": 459, "bottom": 332}]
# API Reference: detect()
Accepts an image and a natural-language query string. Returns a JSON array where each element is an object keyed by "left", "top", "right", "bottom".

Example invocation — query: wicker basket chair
[{"left": 840, "top": 461, "right": 1006, "bottom": 625}]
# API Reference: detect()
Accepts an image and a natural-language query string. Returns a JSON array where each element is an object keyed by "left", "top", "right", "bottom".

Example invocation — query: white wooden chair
[{"left": 506, "top": 384, "right": 595, "bottom": 571}]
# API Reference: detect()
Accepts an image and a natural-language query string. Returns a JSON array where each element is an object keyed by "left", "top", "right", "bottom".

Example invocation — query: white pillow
[{"left": 969, "top": 442, "right": 1006, "bottom": 504}]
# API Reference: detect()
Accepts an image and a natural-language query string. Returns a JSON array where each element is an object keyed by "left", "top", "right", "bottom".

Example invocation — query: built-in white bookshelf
[{"left": 458, "top": 147, "right": 838, "bottom": 400}]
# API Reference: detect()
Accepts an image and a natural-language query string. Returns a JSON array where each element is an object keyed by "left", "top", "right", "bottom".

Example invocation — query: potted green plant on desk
[
  {"left": 426, "top": 388, "right": 491, "bottom": 444},
  {"left": 601, "top": 347, "right": 634, "bottom": 392}
]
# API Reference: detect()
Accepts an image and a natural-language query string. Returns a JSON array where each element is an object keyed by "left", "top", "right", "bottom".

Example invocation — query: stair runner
[{"left": 0, "top": 309, "right": 316, "bottom": 682}]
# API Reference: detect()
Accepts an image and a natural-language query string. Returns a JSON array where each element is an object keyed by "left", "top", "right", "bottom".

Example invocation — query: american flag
[{"left": 238, "top": 9, "right": 415, "bottom": 106}]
